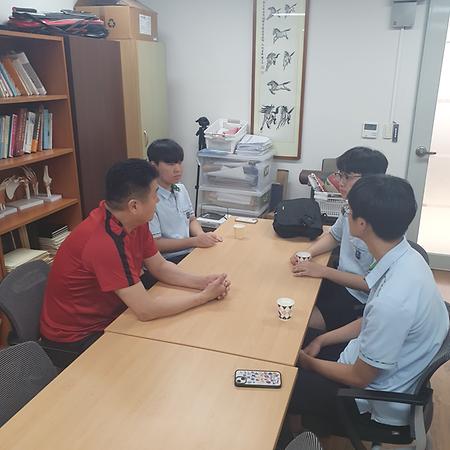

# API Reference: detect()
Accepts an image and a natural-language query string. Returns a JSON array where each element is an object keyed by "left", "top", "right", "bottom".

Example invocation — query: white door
[{"left": 406, "top": 0, "right": 450, "bottom": 270}]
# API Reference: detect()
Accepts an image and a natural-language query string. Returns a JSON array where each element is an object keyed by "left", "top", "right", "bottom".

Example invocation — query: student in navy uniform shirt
[
  {"left": 41, "top": 159, "right": 230, "bottom": 362},
  {"left": 147, "top": 139, "right": 222, "bottom": 263},
  {"left": 288, "top": 175, "right": 449, "bottom": 432},
  {"left": 290, "top": 147, "right": 388, "bottom": 331}
]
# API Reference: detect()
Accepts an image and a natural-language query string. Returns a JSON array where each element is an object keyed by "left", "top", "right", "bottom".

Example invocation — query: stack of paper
[
  {"left": 4, "top": 248, "right": 51, "bottom": 273},
  {"left": 38, "top": 230, "right": 70, "bottom": 263},
  {"left": 236, "top": 134, "right": 272, "bottom": 156}
]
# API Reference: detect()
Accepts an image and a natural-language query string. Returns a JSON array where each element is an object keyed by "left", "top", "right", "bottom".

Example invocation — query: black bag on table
[{"left": 273, "top": 198, "right": 323, "bottom": 240}]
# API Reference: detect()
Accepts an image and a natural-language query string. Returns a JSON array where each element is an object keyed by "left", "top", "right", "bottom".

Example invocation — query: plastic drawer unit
[
  {"left": 199, "top": 185, "right": 271, "bottom": 215},
  {"left": 198, "top": 150, "right": 274, "bottom": 193}
]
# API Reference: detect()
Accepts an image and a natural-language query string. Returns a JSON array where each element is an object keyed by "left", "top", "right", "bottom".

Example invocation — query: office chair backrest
[
  {"left": 285, "top": 431, "right": 323, "bottom": 450},
  {"left": 0, "top": 341, "right": 57, "bottom": 426},
  {"left": 321, "top": 158, "right": 337, "bottom": 174},
  {"left": 414, "top": 301, "right": 450, "bottom": 394},
  {"left": 0, "top": 260, "right": 50, "bottom": 344},
  {"left": 407, "top": 240, "right": 430, "bottom": 265}
]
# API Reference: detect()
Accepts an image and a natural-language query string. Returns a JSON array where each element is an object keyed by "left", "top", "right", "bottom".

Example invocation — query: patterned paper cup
[
  {"left": 277, "top": 297, "right": 295, "bottom": 320},
  {"left": 296, "top": 251, "right": 311, "bottom": 262}
]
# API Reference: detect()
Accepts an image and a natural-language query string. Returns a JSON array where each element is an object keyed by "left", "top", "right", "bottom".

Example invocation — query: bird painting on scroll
[{"left": 252, "top": 0, "right": 308, "bottom": 159}]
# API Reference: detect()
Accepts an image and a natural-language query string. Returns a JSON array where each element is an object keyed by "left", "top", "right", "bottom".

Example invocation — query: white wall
[
  {"left": 141, "top": 0, "right": 254, "bottom": 199},
  {"left": 0, "top": 1, "right": 76, "bottom": 23},
  {"left": 143, "top": 0, "right": 427, "bottom": 200},
  {"left": 1, "top": 0, "right": 428, "bottom": 201}
]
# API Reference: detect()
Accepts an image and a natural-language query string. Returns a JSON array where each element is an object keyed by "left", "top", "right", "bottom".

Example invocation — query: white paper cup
[
  {"left": 277, "top": 297, "right": 295, "bottom": 320},
  {"left": 233, "top": 223, "right": 246, "bottom": 239},
  {"left": 296, "top": 251, "right": 311, "bottom": 262}
]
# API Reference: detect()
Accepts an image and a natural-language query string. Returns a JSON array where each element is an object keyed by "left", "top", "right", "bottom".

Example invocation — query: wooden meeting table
[{"left": 107, "top": 218, "right": 330, "bottom": 366}]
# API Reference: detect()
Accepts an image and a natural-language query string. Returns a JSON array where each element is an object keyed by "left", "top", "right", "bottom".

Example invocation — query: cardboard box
[{"left": 75, "top": 0, "right": 158, "bottom": 41}]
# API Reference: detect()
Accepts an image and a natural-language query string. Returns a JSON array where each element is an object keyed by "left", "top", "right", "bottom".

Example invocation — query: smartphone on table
[{"left": 234, "top": 369, "right": 282, "bottom": 388}]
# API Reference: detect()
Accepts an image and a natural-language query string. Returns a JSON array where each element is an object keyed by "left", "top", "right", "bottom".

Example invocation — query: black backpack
[{"left": 273, "top": 198, "right": 323, "bottom": 240}]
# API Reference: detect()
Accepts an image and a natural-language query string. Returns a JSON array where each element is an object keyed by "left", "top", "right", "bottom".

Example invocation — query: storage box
[
  {"left": 75, "top": 0, "right": 158, "bottom": 41},
  {"left": 198, "top": 150, "right": 273, "bottom": 192},
  {"left": 200, "top": 203, "right": 268, "bottom": 219},
  {"left": 199, "top": 185, "right": 271, "bottom": 214},
  {"left": 313, "top": 191, "right": 347, "bottom": 219},
  {"left": 204, "top": 118, "right": 248, "bottom": 152}
]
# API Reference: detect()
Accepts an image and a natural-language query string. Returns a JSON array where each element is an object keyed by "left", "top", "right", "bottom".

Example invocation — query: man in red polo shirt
[{"left": 40, "top": 159, "right": 230, "bottom": 364}]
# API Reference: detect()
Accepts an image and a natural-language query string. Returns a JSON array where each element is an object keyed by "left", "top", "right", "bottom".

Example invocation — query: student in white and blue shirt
[
  {"left": 147, "top": 139, "right": 222, "bottom": 263},
  {"left": 288, "top": 175, "right": 449, "bottom": 432},
  {"left": 290, "top": 147, "right": 388, "bottom": 331}
]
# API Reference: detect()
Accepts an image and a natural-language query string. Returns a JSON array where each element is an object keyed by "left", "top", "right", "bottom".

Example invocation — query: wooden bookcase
[{"left": 0, "top": 30, "right": 82, "bottom": 280}]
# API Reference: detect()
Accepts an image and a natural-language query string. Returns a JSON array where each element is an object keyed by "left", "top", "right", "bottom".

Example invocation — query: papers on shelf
[
  {"left": 4, "top": 248, "right": 51, "bottom": 273},
  {"left": 235, "top": 134, "right": 272, "bottom": 156}
]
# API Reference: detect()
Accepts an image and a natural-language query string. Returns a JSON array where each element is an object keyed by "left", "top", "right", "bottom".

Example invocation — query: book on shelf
[
  {"left": 1, "top": 56, "right": 28, "bottom": 96},
  {"left": 0, "top": 74, "right": 9, "bottom": 98},
  {"left": 13, "top": 52, "right": 46, "bottom": 96},
  {"left": 0, "top": 61, "right": 19, "bottom": 97},
  {"left": 8, "top": 113, "right": 17, "bottom": 158},
  {"left": 31, "top": 106, "right": 42, "bottom": 152},
  {"left": 37, "top": 223, "right": 69, "bottom": 239},
  {"left": 0, "top": 105, "right": 53, "bottom": 159},
  {"left": 24, "top": 111, "right": 36, "bottom": 154},
  {"left": 0, "top": 52, "right": 47, "bottom": 98}
]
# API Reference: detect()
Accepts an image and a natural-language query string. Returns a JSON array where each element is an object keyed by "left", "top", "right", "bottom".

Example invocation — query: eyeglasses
[{"left": 333, "top": 171, "right": 362, "bottom": 182}]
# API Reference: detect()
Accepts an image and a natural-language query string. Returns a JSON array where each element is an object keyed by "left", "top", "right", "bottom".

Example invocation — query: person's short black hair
[
  {"left": 105, "top": 158, "right": 158, "bottom": 210},
  {"left": 147, "top": 139, "right": 184, "bottom": 164},
  {"left": 337, "top": 147, "right": 388, "bottom": 176},
  {"left": 347, "top": 174, "right": 417, "bottom": 241}
]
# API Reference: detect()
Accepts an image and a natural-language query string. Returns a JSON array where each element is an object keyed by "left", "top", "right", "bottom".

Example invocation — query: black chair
[
  {"left": 407, "top": 240, "right": 430, "bottom": 265},
  {"left": 336, "top": 301, "right": 450, "bottom": 450},
  {"left": 285, "top": 432, "right": 324, "bottom": 450},
  {"left": 0, "top": 260, "right": 50, "bottom": 344},
  {"left": 0, "top": 260, "right": 77, "bottom": 368},
  {"left": 0, "top": 341, "right": 57, "bottom": 426}
]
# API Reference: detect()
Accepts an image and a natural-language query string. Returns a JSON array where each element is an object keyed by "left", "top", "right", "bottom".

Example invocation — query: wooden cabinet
[
  {"left": 65, "top": 36, "right": 127, "bottom": 217},
  {"left": 118, "top": 39, "right": 168, "bottom": 158},
  {"left": 0, "top": 30, "right": 82, "bottom": 279}
]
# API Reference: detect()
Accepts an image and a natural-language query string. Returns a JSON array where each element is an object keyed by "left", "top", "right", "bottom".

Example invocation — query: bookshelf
[
  {"left": 0, "top": 30, "right": 82, "bottom": 280},
  {"left": 0, "top": 94, "right": 67, "bottom": 105}
]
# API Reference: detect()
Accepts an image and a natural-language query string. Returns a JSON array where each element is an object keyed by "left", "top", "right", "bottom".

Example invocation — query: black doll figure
[{"left": 195, "top": 116, "right": 210, "bottom": 151}]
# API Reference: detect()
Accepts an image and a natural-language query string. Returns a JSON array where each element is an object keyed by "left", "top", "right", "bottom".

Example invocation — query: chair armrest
[
  {"left": 299, "top": 169, "right": 325, "bottom": 185},
  {"left": 337, "top": 387, "right": 432, "bottom": 406}
]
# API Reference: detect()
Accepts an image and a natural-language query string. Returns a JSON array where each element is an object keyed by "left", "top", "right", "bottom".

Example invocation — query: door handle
[
  {"left": 143, "top": 130, "right": 149, "bottom": 148},
  {"left": 415, "top": 146, "right": 437, "bottom": 157}
]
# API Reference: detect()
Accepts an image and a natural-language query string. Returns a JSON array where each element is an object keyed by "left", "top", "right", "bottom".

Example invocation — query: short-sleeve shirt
[
  {"left": 149, "top": 183, "right": 195, "bottom": 259},
  {"left": 330, "top": 211, "right": 373, "bottom": 303},
  {"left": 40, "top": 201, "right": 158, "bottom": 343},
  {"left": 339, "top": 238, "right": 449, "bottom": 426}
]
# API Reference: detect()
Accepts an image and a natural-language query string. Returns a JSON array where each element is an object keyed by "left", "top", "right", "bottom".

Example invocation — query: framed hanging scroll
[{"left": 251, "top": 0, "right": 308, "bottom": 159}]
